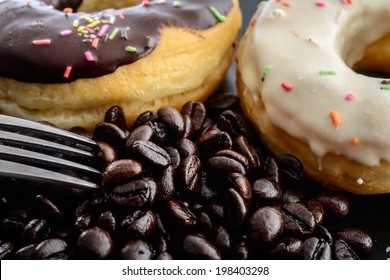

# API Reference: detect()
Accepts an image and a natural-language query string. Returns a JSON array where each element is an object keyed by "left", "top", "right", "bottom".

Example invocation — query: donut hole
[
  {"left": 78, "top": 0, "right": 141, "bottom": 12},
  {"left": 352, "top": 34, "right": 390, "bottom": 79}
]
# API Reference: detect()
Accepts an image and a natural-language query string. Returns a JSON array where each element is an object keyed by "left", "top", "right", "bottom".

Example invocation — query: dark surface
[{"left": 238, "top": 0, "right": 390, "bottom": 260}]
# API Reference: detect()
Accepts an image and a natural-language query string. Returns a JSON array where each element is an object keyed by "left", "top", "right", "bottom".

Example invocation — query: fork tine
[
  {"left": 0, "top": 130, "right": 96, "bottom": 164},
  {"left": 0, "top": 145, "right": 101, "bottom": 181},
  {"left": 0, "top": 159, "right": 99, "bottom": 191},
  {"left": 0, "top": 114, "right": 96, "bottom": 150}
]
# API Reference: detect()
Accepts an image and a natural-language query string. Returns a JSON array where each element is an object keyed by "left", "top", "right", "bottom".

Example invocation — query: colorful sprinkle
[
  {"left": 32, "top": 39, "right": 51, "bottom": 45},
  {"left": 282, "top": 1, "right": 291, "bottom": 8},
  {"left": 109, "top": 28, "right": 120, "bottom": 40},
  {"left": 63, "top": 66, "right": 72, "bottom": 79},
  {"left": 263, "top": 65, "right": 273, "bottom": 76},
  {"left": 92, "top": 38, "right": 99, "bottom": 49},
  {"left": 315, "top": 1, "right": 328, "bottom": 8},
  {"left": 351, "top": 138, "right": 359, "bottom": 145},
  {"left": 250, "top": 18, "right": 256, "bottom": 26},
  {"left": 125, "top": 46, "right": 137, "bottom": 52},
  {"left": 72, "top": 19, "right": 80, "bottom": 28},
  {"left": 174, "top": 1, "right": 182, "bottom": 7},
  {"left": 87, "top": 20, "right": 100, "bottom": 28},
  {"left": 98, "top": 25, "right": 109, "bottom": 37},
  {"left": 209, "top": 6, "right": 226, "bottom": 22},
  {"left": 60, "top": 30, "right": 72, "bottom": 36},
  {"left": 381, "top": 86, "right": 390, "bottom": 90},
  {"left": 319, "top": 70, "right": 336, "bottom": 75},
  {"left": 329, "top": 110, "right": 341, "bottom": 128},
  {"left": 345, "top": 92, "right": 356, "bottom": 101},
  {"left": 356, "top": 178, "right": 364, "bottom": 185},
  {"left": 63, "top": 7, "right": 73, "bottom": 14},
  {"left": 85, "top": 51, "right": 94, "bottom": 62},
  {"left": 118, "top": 13, "right": 125, "bottom": 20},
  {"left": 83, "top": 16, "right": 94, "bottom": 23},
  {"left": 281, "top": 81, "right": 293, "bottom": 91},
  {"left": 143, "top": 0, "right": 151, "bottom": 6}
]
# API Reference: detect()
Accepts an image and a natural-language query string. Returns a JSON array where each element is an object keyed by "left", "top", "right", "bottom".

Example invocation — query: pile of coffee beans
[{"left": 0, "top": 91, "right": 374, "bottom": 260}]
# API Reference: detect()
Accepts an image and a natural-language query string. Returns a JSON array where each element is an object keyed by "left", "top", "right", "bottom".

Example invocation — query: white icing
[{"left": 238, "top": 0, "right": 390, "bottom": 166}]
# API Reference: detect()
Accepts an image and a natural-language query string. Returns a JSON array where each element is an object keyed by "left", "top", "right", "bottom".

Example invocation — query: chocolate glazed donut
[{"left": 0, "top": 0, "right": 242, "bottom": 129}]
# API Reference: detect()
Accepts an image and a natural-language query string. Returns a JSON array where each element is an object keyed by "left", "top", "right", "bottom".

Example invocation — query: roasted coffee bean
[
  {"left": 282, "top": 202, "right": 316, "bottom": 236},
  {"left": 104, "top": 105, "right": 127, "bottom": 131},
  {"left": 206, "top": 203, "right": 225, "bottom": 225},
  {"left": 131, "top": 140, "right": 171, "bottom": 170},
  {"left": 199, "top": 174, "right": 218, "bottom": 202},
  {"left": 195, "top": 210, "right": 213, "bottom": 236},
  {"left": 233, "top": 239, "right": 249, "bottom": 260},
  {"left": 157, "top": 107, "right": 185, "bottom": 138},
  {"left": 149, "top": 121, "right": 168, "bottom": 146},
  {"left": 2, "top": 217, "right": 27, "bottom": 238},
  {"left": 205, "top": 91, "right": 239, "bottom": 116},
  {"left": 263, "top": 157, "right": 280, "bottom": 182},
  {"left": 94, "top": 122, "right": 127, "bottom": 151},
  {"left": 197, "top": 129, "right": 233, "bottom": 158},
  {"left": 77, "top": 227, "right": 113, "bottom": 259},
  {"left": 182, "top": 114, "right": 195, "bottom": 139},
  {"left": 178, "top": 155, "right": 201, "bottom": 193},
  {"left": 157, "top": 166, "right": 176, "bottom": 201},
  {"left": 22, "top": 219, "right": 50, "bottom": 245},
  {"left": 315, "top": 191, "right": 349, "bottom": 219},
  {"left": 314, "top": 225, "right": 333, "bottom": 245},
  {"left": 225, "top": 188, "right": 249, "bottom": 235},
  {"left": 248, "top": 206, "right": 284, "bottom": 245},
  {"left": 165, "top": 147, "right": 181, "bottom": 170},
  {"left": 181, "top": 101, "right": 206, "bottom": 133},
  {"left": 176, "top": 138, "right": 198, "bottom": 158},
  {"left": 110, "top": 177, "right": 157, "bottom": 209},
  {"left": 277, "top": 154, "right": 304, "bottom": 182},
  {"left": 69, "top": 126, "right": 93, "bottom": 138},
  {"left": 121, "top": 210, "right": 157, "bottom": 238},
  {"left": 133, "top": 110, "right": 158, "bottom": 128},
  {"left": 269, "top": 237, "right": 303, "bottom": 259},
  {"left": 126, "top": 124, "right": 153, "bottom": 149},
  {"left": 336, "top": 227, "right": 373, "bottom": 255},
  {"left": 281, "top": 186, "right": 305, "bottom": 204},
  {"left": 334, "top": 239, "right": 359, "bottom": 260},
  {"left": 13, "top": 244, "right": 37, "bottom": 260},
  {"left": 120, "top": 239, "right": 155, "bottom": 260},
  {"left": 96, "top": 211, "right": 116, "bottom": 233},
  {"left": 33, "top": 195, "right": 64, "bottom": 222},
  {"left": 74, "top": 214, "right": 93, "bottom": 233},
  {"left": 228, "top": 173, "right": 251, "bottom": 202},
  {"left": 301, "top": 237, "right": 331, "bottom": 260},
  {"left": 102, "top": 159, "right": 143, "bottom": 187},
  {"left": 164, "top": 200, "right": 197, "bottom": 230},
  {"left": 217, "top": 110, "right": 251, "bottom": 139},
  {"left": 307, "top": 199, "right": 324, "bottom": 225},
  {"left": 207, "top": 156, "right": 246, "bottom": 176},
  {"left": 34, "top": 238, "right": 68, "bottom": 260},
  {"left": 234, "top": 135, "right": 261, "bottom": 171},
  {"left": 252, "top": 178, "right": 282, "bottom": 205},
  {"left": 0, "top": 241, "right": 14, "bottom": 259},
  {"left": 181, "top": 234, "right": 221, "bottom": 260},
  {"left": 97, "top": 142, "right": 118, "bottom": 166},
  {"left": 214, "top": 225, "right": 231, "bottom": 257}
]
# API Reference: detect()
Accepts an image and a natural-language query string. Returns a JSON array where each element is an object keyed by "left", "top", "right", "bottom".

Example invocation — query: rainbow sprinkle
[
  {"left": 125, "top": 46, "right": 137, "bottom": 52},
  {"left": 32, "top": 39, "right": 51, "bottom": 45},
  {"left": 345, "top": 92, "right": 356, "bottom": 101},
  {"left": 63, "top": 66, "right": 72, "bottom": 78},
  {"left": 209, "top": 6, "right": 226, "bottom": 22},
  {"left": 319, "top": 70, "right": 336, "bottom": 75},
  {"left": 316, "top": 1, "right": 328, "bottom": 8},
  {"left": 263, "top": 65, "right": 273, "bottom": 76},
  {"left": 85, "top": 51, "right": 94, "bottom": 62},
  {"left": 281, "top": 81, "right": 293, "bottom": 91},
  {"left": 329, "top": 110, "right": 341, "bottom": 128}
]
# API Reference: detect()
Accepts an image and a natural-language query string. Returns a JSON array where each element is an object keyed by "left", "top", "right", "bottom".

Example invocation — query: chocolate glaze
[{"left": 0, "top": 0, "right": 233, "bottom": 83}]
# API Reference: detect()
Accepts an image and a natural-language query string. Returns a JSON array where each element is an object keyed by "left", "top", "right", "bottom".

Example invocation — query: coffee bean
[
  {"left": 96, "top": 211, "right": 116, "bottom": 233},
  {"left": 197, "top": 129, "right": 233, "bottom": 158},
  {"left": 263, "top": 157, "right": 280, "bottom": 182},
  {"left": 214, "top": 225, "right": 231, "bottom": 257},
  {"left": 234, "top": 135, "right": 261, "bottom": 171},
  {"left": 22, "top": 219, "right": 50, "bottom": 245},
  {"left": 315, "top": 191, "right": 349, "bottom": 219},
  {"left": 157, "top": 107, "right": 185, "bottom": 138},
  {"left": 77, "top": 227, "right": 113, "bottom": 259},
  {"left": 307, "top": 199, "right": 324, "bottom": 225},
  {"left": 33, "top": 195, "right": 64, "bottom": 223},
  {"left": 248, "top": 206, "right": 284, "bottom": 245},
  {"left": 225, "top": 188, "right": 249, "bottom": 235},
  {"left": 164, "top": 200, "right": 197, "bottom": 230},
  {"left": 126, "top": 124, "right": 153, "bottom": 149},
  {"left": 207, "top": 154, "right": 247, "bottom": 175},
  {"left": 217, "top": 110, "right": 251, "bottom": 139},
  {"left": 205, "top": 92, "right": 239, "bottom": 116},
  {"left": 131, "top": 140, "right": 171, "bottom": 170},
  {"left": 283, "top": 203, "right": 316, "bottom": 236},
  {"left": 181, "top": 234, "right": 221, "bottom": 260},
  {"left": 0, "top": 242, "right": 14, "bottom": 259},
  {"left": 277, "top": 154, "right": 304, "bottom": 182},
  {"left": 165, "top": 147, "right": 181, "bottom": 170},
  {"left": 121, "top": 210, "right": 157, "bottom": 238},
  {"left": 269, "top": 237, "right": 303, "bottom": 259},
  {"left": 314, "top": 224, "right": 333, "bottom": 245},
  {"left": 13, "top": 244, "right": 37, "bottom": 260},
  {"left": 102, "top": 159, "right": 143, "bottom": 187},
  {"left": 133, "top": 110, "right": 158, "bottom": 128},
  {"left": 104, "top": 105, "right": 127, "bottom": 131},
  {"left": 334, "top": 239, "right": 359, "bottom": 260},
  {"left": 94, "top": 122, "right": 127, "bottom": 152},
  {"left": 157, "top": 166, "right": 176, "bottom": 201},
  {"left": 97, "top": 142, "right": 118, "bottom": 167},
  {"left": 178, "top": 155, "right": 201, "bottom": 193},
  {"left": 74, "top": 214, "right": 93, "bottom": 233},
  {"left": 233, "top": 239, "right": 249, "bottom": 260},
  {"left": 336, "top": 227, "right": 373, "bottom": 255},
  {"left": 252, "top": 178, "right": 282, "bottom": 205},
  {"left": 181, "top": 101, "right": 206, "bottom": 133},
  {"left": 149, "top": 121, "right": 168, "bottom": 147},
  {"left": 228, "top": 173, "right": 251, "bottom": 202},
  {"left": 301, "top": 237, "right": 331, "bottom": 260},
  {"left": 176, "top": 138, "right": 198, "bottom": 158},
  {"left": 182, "top": 114, "right": 195, "bottom": 139},
  {"left": 34, "top": 238, "right": 68, "bottom": 260},
  {"left": 120, "top": 239, "right": 155, "bottom": 260},
  {"left": 110, "top": 177, "right": 157, "bottom": 209}
]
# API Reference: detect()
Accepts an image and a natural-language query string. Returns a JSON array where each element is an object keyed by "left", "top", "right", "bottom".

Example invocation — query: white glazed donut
[{"left": 237, "top": 0, "right": 390, "bottom": 194}]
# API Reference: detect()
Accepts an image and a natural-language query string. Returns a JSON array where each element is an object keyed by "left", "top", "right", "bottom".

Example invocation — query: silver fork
[{"left": 0, "top": 114, "right": 101, "bottom": 191}]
